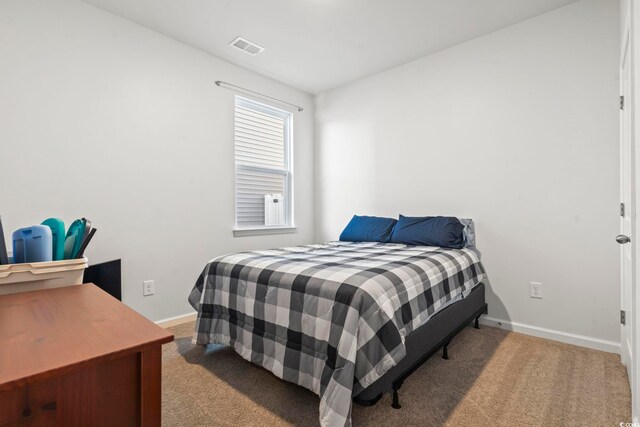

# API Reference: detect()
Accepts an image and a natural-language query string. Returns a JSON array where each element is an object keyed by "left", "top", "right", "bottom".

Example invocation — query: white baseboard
[
  {"left": 156, "top": 312, "right": 197, "bottom": 329},
  {"left": 479, "top": 316, "right": 620, "bottom": 355},
  {"left": 154, "top": 312, "right": 620, "bottom": 353}
]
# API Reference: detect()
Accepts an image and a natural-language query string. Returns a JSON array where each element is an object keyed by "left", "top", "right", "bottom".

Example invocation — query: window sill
[{"left": 233, "top": 226, "right": 298, "bottom": 237}]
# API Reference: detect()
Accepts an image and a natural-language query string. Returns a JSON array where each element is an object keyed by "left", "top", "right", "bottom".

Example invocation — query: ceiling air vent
[{"left": 229, "top": 37, "right": 264, "bottom": 56}]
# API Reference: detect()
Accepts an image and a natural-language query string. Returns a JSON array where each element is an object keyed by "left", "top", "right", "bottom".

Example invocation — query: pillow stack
[{"left": 339, "top": 215, "right": 466, "bottom": 249}]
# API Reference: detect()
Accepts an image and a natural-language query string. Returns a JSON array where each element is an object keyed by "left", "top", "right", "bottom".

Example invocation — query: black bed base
[{"left": 353, "top": 283, "right": 487, "bottom": 409}]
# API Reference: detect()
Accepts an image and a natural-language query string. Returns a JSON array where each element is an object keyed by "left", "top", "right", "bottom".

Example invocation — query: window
[{"left": 234, "top": 96, "right": 293, "bottom": 231}]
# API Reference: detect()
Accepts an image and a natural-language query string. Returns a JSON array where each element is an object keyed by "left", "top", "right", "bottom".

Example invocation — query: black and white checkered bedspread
[{"left": 188, "top": 241, "right": 487, "bottom": 426}]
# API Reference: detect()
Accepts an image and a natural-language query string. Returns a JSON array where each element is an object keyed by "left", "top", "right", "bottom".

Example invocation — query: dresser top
[{"left": 0, "top": 284, "right": 173, "bottom": 390}]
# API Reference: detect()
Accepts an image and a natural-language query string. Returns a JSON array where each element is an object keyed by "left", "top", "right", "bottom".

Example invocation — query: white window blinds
[{"left": 235, "top": 96, "right": 292, "bottom": 229}]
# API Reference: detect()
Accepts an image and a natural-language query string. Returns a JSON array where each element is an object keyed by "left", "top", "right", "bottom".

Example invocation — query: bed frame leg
[
  {"left": 442, "top": 344, "right": 449, "bottom": 360},
  {"left": 474, "top": 316, "right": 480, "bottom": 329},
  {"left": 391, "top": 386, "right": 402, "bottom": 409}
]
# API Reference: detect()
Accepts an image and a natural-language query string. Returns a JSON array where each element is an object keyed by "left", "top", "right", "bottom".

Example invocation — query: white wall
[
  {"left": 315, "top": 0, "right": 621, "bottom": 345},
  {"left": 0, "top": 0, "right": 314, "bottom": 321}
]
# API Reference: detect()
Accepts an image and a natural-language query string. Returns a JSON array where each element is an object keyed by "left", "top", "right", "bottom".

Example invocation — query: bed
[{"left": 188, "top": 240, "right": 487, "bottom": 427}]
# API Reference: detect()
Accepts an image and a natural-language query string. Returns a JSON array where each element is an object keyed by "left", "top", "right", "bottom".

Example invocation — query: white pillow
[{"left": 459, "top": 218, "right": 476, "bottom": 248}]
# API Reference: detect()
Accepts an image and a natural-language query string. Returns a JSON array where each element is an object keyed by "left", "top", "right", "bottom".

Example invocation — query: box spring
[{"left": 353, "top": 282, "right": 487, "bottom": 405}]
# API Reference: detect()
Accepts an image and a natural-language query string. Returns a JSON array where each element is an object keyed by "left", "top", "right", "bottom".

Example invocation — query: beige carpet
[{"left": 162, "top": 322, "right": 630, "bottom": 426}]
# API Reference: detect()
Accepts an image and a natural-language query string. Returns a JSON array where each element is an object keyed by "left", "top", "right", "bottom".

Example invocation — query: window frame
[{"left": 233, "top": 96, "right": 295, "bottom": 234}]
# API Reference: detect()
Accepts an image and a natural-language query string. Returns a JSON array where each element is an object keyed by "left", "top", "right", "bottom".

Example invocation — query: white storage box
[{"left": 0, "top": 258, "right": 88, "bottom": 295}]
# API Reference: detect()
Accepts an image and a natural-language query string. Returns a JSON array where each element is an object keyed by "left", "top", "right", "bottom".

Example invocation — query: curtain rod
[{"left": 215, "top": 80, "right": 304, "bottom": 112}]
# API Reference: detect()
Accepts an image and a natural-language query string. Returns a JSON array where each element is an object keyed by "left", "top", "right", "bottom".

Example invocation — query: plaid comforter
[{"left": 188, "top": 242, "right": 487, "bottom": 426}]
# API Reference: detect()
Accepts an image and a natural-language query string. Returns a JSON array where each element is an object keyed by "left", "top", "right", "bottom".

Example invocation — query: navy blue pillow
[
  {"left": 389, "top": 215, "right": 465, "bottom": 248},
  {"left": 339, "top": 215, "right": 397, "bottom": 243}
]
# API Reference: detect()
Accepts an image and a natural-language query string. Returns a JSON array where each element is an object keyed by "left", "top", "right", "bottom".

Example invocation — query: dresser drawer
[{"left": 0, "top": 352, "right": 140, "bottom": 427}]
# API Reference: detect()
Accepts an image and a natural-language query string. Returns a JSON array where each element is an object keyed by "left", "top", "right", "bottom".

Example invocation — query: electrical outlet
[
  {"left": 529, "top": 281, "right": 542, "bottom": 299},
  {"left": 143, "top": 280, "right": 155, "bottom": 296}
]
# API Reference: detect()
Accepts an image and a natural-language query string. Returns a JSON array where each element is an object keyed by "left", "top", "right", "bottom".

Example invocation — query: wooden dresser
[{"left": 0, "top": 284, "right": 174, "bottom": 426}]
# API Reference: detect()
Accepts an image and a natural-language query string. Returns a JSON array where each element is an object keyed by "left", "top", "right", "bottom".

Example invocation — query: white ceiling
[{"left": 82, "top": 0, "right": 579, "bottom": 94}]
